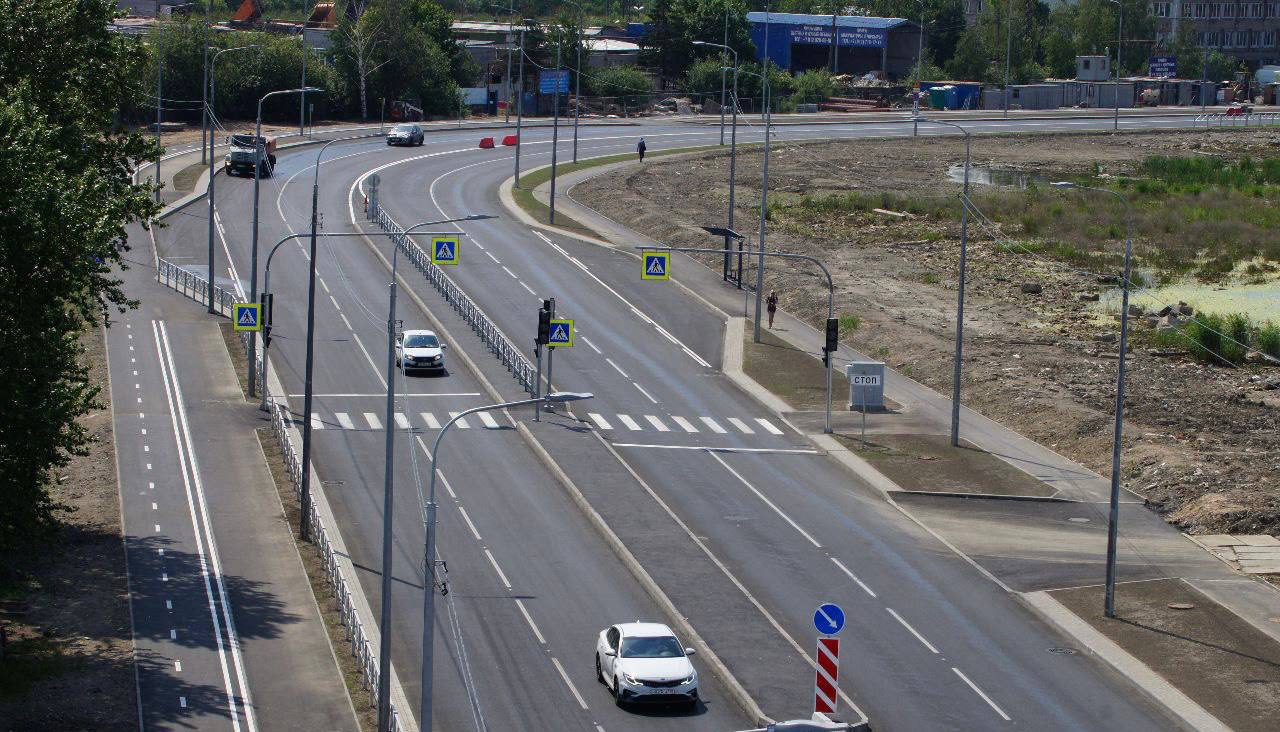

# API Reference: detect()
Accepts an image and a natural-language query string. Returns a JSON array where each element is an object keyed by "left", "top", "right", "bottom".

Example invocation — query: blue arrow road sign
[{"left": 814, "top": 603, "right": 845, "bottom": 635}]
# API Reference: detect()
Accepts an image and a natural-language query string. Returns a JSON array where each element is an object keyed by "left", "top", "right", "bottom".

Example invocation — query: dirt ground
[
  {"left": 575, "top": 127, "right": 1280, "bottom": 539},
  {"left": 0, "top": 328, "right": 136, "bottom": 729}
]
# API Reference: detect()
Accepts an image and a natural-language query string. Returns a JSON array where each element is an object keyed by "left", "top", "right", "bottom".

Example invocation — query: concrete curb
[
  {"left": 351, "top": 213, "right": 773, "bottom": 728},
  {"left": 674, "top": 108, "right": 1237, "bottom": 127},
  {"left": 1020, "top": 590, "right": 1232, "bottom": 732}
]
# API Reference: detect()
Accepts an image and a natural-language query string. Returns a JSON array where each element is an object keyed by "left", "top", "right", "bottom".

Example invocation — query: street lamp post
[
  {"left": 915, "top": 116, "right": 972, "bottom": 447},
  {"left": 1003, "top": 0, "right": 1012, "bottom": 119},
  {"left": 550, "top": 44, "right": 563, "bottom": 223},
  {"left": 1051, "top": 181, "right": 1132, "bottom": 619},
  {"left": 563, "top": 0, "right": 585, "bottom": 164},
  {"left": 751, "top": 7, "right": 774, "bottom": 343},
  {"left": 248, "top": 87, "right": 323, "bottom": 398},
  {"left": 206, "top": 45, "right": 259, "bottom": 315},
  {"left": 720, "top": 3, "right": 729, "bottom": 146},
  {"left": 514, "top": 25, "right": 527, "bottom": 187},
  {"left": 693, "top": 40, "right": 739, "bottom": 283},
  {"left": 420, "top": 392, "right": 594, "bottom": 731},
  {"left": 1107, "top": 0, "right": 1123, "bottom": 131}
]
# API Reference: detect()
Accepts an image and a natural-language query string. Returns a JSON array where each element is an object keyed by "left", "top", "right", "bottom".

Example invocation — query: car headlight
[
  {"left": 622, "top": 672, "right": 639, "bottom": 686},
  {"left": 432, "top": 354, "right": 442, "bottom": 361},
  {"left": 682, "top": 671, "right": 697, "bottom": 685}
]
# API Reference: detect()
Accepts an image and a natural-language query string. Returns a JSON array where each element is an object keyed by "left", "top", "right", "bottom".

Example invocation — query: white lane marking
[
  {"left": 831, "top": 558, "right": 877, "bottom": 598},
  {"left": 162, "top": 572, "right": 168, "bottom": 582},
  {"left": 887, "top": 608, "right": 940, "bottom": 654},
  {"left": 152, "top": 322, "right": 249, "bottom": 731},
  {"left": 144, "top": 445, "right": 150, "bottom": 453},
  {"left": 329, "top": 295, "right": 342, "bottom": 311},
  {"left": 146, "top": 463, "right": 152, "bottom": 470},
  {"left": 421, "top": 412, "right": 440, "bottom": 429},
  {"left": 152, "top": 502, "right": 158, "bottom": 510},
  {"left": 755, "top": 418, "right": 784, "bottom": 435},
  {"left": 530, "top": 230, "right": 712, "bottom": 368},
  {"left": 952, "top": 667, "right": 1012, "bottom": 721},
  {"left": 727, "top": 417, "right": 755, "bottom": 434},
  {"left": 339, "top": 313, "right": 354, "bottom": 331},
  {"left": 520, "top": 281, "right": 536, "bottom": 296},
  {"left": 288, "top": 392, "right": 481, "bottom": 398},
  {"left": 700, "top": 416, "right": 728, "bottom": 434},
  {"left": 457, "top": 506, "right": 483, "bottom": 541},
  {"left": 633, "top": 382, "right": 659, "bottom": 404},
  {"left": 710, "top": 452, "right": 823, "bottom": 548},
  {"left": 349, "top": 333, "right": 387, "bottom": 388},
  {"left": 484, "top": 549, "right": 512, "bottom": 589},
  {"left": 394, "top": 412, "right": 411, "bottom": 430},
  {"left": 311, "top": 414, "right": 324, "bottom": 431},
  {"left": 477, "top": 412, "right": 500, "bottom": 429},
  {"left": 617, "top": 414, "right": 642, "bottom": 431},
  {"left": 335, "top": 413, "right": 355, "bottom": 430},
  {"left": 174, "top": 659, "right": 181, "bottom": 671},
  {"left": 449, "top": 412, "right": 471, "bottom": 429},
  {"left": 605, "top": 358, "right": 629, "bottom": 378},
  {"left": 156, "top": 524, "right": 160, "bottom": 533},
  {"left": 515, "top": 599, "right": 546, "bottom": 644},
  {"left": 671, "top": 416, "right": 699, "bottom": 433},
  {"left": 166, "top": 599, "right": 172, "bottom": 608},
  {"left": 179, "top": 696, "right": 187, "bottom": 708},
  {"left": 581, "top": 336, "right": 602, "bottom": 354},
  {"left": 486, "top": 251, "right": 500, "bottom": 263},
  {"left": 318, "top": 278, "right": 331, "bottom": 295},
  {"left": 363, "top": 412, "right": 382, "bottom": 430},
  {"left": 550, "top": 657, "right": 590, "bottom": 710},
  {"left": 501, "top": 265, "right": 518, "bottom": 279},
  {"left": 644, "top": 415, "right": 670, "bottom": 432},
  {"left": 611, "top": 444, "right": 820, "bottom": 454},
  {"left": 588, "top": 413, "right": 613, "bottom": 430}
]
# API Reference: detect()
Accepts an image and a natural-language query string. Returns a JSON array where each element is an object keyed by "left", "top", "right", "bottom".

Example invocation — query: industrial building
[
  {"left": 1151, "top": 1, "right": 1280, "bottom": 67},
  {"left": 746, "top": 12, "right": 924, "bottom": 80}
]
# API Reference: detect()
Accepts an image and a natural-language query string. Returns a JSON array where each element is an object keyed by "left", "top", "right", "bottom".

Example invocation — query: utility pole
[
  {"left": 1003, "top": 0, "right": 1012, "bottom": 118},
  {"left": 550, "top": 44, "right": 562, "bottom": 223},
  {"left": 155, "top": 20, "right": 163, "bottom": 202},
  {"left": 201, "top": 3, "right": 209, "bottom": 164},
  {"left": 300, "top": 34, "right": 308, "bottom": 137},
  {"left": 720, "top": 3, "right": 728, "bottom": 146},
  {"left": 1109, "top": 0, "right": 1123, "bottom": 131},
  {"left": 514, "top": 28, "right": 525, "bottom": 186},
  {"left": 505, "top": 0, "right": 514, "bottom": 124},
  {"left": 753, "top": 8, "right": 772, "bottom": 344}
]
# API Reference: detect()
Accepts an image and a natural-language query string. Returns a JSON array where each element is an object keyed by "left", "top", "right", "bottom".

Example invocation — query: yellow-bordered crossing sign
[
  {"left": 547, "top": 318, "right": 574, "bottom": 347},
  {"left": 233, "top": 303, "right": 262, "bottom": 331},
  {"left": 642, "top": 251, "right": 670, "bottom": 280},
  {"left": 431, "top": 236, "right": 460, "bottom": 265}
]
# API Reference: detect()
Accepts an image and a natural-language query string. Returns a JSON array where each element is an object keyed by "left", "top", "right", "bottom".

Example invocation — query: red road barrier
[
  {"left": 813, "top": 637, "right": 840, "bottom": 715},
  {"left": 502, "top": 134, "right": 519, "bottom": 146},
  {"left": 479, "top": 136, "right": 496, "bottom": 148}
]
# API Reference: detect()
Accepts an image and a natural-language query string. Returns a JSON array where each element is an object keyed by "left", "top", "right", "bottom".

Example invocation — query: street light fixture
[
  {"left": 205, "top": 44, "right": 259, "bottom": 316},
  {"left": 732, "top": 65, "right": 775, "bottom": 344},
  {"left": 694, "top": 41, "right": 741, "bottom": 283},
  {"left": 1051, "top": 180, "right": 1133, "bottom": 619},
  {"left": 420, "top": 391, "right": 594, "bottom": 731}
]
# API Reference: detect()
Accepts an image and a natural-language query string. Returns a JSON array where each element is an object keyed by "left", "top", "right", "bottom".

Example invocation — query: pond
[
  {"left": 1096, "top": 279, "right": 1280, "bottom": 323},
  {"left": 946, "top": 164, "right": 1041, "bottom": 189}
]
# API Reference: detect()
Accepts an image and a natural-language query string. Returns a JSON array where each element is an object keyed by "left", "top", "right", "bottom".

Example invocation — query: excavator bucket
[{"left": 231, "top": 0, "right": 262, "bottom": 23}]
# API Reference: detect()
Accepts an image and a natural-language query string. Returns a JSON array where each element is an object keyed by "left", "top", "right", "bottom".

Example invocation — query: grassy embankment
[{"left": 764, "top": 154, "right": 1280, "bottom": 365}]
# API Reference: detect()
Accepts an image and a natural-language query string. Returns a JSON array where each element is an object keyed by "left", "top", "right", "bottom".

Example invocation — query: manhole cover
[
  {"left": 1047, "top": 647, "right": 1078, "bottom": 655},
  {"left": 1067, "top": 517, "right": 1091, "bottom": 524},
  {"left": 1168, "top": 602, "right": 1196, "bottom": 610}
]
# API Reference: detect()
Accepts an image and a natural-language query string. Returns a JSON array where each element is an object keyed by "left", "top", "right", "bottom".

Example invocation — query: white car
[
  {"left": 595, "top": 622, "right": 699, "bottom": 708},
  {"left": 396, "top": 329, "right": 446, "bottom": 373}
]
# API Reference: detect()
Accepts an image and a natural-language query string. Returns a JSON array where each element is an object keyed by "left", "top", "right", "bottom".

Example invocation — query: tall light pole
[
  {"left": 752, "top": 6, "right": 773, "bottom": 344},
  {"left": 154, "top": 20, "right": 163, "bottom": 203},
  {"left": 1051, "top": 182, "right": 1132, "bottom": 619},
  {"left": 1108, "top": 0, "right": 1123, "bottom": 131},
  {"left": 420, "top": 392, "right": 595, "bottom": 731},
  {"left": 563, "top": 0, "right": 585, "bottom": 164},
  {"left": 1003, "top": 0, "right": 1012, "bottom": 119},
  {"left": 249, "top": 87, "right": 322, "bottom": 398},
  {"left": 915, "top": 116, "right": 972, "bottom": 447},
  {"left": 300, "top": 34, "right": 309, "bottom": 137},
  {"left": 514, "top": 25, "right": 527, "bottom": 187},
  {"left": 720, "top": 2, "right": 729, "bottom": 146},
  {"left": 694, "top": 40, "right": 739, "bottom": 281},
  {"left": 206, "top": 44, "right": 259, "bottom": 315},
  {"left": 201, "top": 4, "right": 209, "bottom": 164},
  {"left": 549, "top": 43, "right": 563, "bottom": 222}
]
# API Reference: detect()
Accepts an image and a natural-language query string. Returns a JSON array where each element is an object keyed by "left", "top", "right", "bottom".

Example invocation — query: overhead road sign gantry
[
  {"left": 431, "top": 235, "right": 460, "bottom": 265},
  {"left": 642, "top": 251, "right": 670, "bottom": 280},
  {"left": 233, "top": 303, "right": 262, "bottom": 331},
  {"left": 547, "top": 318, "right": 574, "bottom": 347}
]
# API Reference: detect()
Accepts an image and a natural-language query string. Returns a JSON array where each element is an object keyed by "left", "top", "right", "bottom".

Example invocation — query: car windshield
[
  {"left": 230, "top": 134, "right": 263, "bottom": 147},
  {"left": 393, "top": 125, "right": 417, "bottom": 133},
  {"left": 403, "top": 334, "right": 439, "bottom": 348},
  {"left": 621, "top": 636, "right": 684, "bottom": 658}
]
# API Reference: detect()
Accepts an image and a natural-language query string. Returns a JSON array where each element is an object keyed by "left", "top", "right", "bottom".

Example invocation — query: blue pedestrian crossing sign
[
  {"left": 813, "top": 603, "right": 845, "bottom": 636},
  {"left": 233, "top": 303, "right": 261, "bottom": 332},
  {"left": 431, "top": 236, "right": 460, "bottom": 265},
  {"left": 547, "top": 318, "right": 574, "bottom": 347},
  {"left": 642, "top": 251, "right": 670, "bottom": 281}
]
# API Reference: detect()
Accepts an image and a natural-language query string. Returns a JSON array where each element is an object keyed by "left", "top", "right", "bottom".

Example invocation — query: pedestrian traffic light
[{"left": 823, "top": 317, "right": 839, "bottom": 367}]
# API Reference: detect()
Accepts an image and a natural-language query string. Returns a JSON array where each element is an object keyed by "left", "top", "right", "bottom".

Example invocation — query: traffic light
[
  {"left": 823, "top": 317, "right": 839, "bottom": 367},
  {"left": 537, "top": 299, "right": 555, "bottom": 345}
]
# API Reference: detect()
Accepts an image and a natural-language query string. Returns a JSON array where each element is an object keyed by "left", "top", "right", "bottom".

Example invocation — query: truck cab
[{"left": 224, "top": 133, "right": 277, "bottom": 177}]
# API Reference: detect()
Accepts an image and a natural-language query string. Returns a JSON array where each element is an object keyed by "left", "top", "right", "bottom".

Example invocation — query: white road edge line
[
  {"left": 550, "top": 657, "right": 590, "bottom": 710},
  {"left": 514, "top": 599, "right": 547, "bottom": 644},
  {"left": 886, "top": 608, "right": 940, "bottom": 654},
  {"left": 709, "top": 451, "right": 822, "bottom": 548},
  {"left": 952, "top": 666, "right": 1012, "bottom": 722},
  {"left": 483, "top": 549, "right": 512, "bottom": 589},
  {"left": 830, "top": 558, "right": 877, "bottom": 598}
]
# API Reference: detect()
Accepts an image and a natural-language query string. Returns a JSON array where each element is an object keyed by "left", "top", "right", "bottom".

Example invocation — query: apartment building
[{"left": 1151, "top": 1, "right": 1278, "bottom": 66}]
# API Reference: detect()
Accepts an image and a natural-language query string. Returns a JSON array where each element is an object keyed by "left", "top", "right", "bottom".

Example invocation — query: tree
[
  {"left": 643, "top": 0, "right": 755, "bottom": 85},
  {"left": 792, "top": 69, "right": 833, "bottom": 104},
  {"left": 587, "top": 64, "right": 654, "bottom": 98},
  {"left": 0, "top": 0, "right": 161, "bottom": 560},
  {"left": 333, "top": 6, "right": 390, "bottom": 119}
]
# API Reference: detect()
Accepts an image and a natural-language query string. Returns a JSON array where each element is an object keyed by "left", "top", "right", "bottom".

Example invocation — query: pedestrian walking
[
  {"left": 766, "top": 291, "right": 778, "bottom": 329},
  {"left": 637, "top": 137, "right": 646, "bottom": 162}
]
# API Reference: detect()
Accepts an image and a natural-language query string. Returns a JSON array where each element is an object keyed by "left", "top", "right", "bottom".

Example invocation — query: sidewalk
[{"left": 522, "top": 154, "right": 1280, "bottom": 730}]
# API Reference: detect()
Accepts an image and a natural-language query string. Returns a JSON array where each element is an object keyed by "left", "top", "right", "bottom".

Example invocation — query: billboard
[
  {"left": 1149, "top": 56, "right": 1177, "bottom": 78},
  {"left": 789, "top": 24, "right": 888, "bottom": 49}
]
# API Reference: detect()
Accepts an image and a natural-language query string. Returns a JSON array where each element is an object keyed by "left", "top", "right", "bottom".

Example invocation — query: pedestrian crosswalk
[{"left": 297, "top": 408, "right": 789, "bottom": 437}]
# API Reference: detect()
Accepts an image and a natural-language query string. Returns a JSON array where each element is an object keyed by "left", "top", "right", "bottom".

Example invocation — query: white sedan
[
  {"left": 396, "top": 329, "right": 446, "bottom": 374},
  {"left": 595, "top": 622, "right": 699, "bottom": 708}
]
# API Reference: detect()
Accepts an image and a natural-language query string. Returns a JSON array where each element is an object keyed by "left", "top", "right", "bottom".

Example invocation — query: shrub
[
  {"left": 839, "top": 314, "right": 861, "bottom": 334},
  {"left": 1257, "top": 321, "right": 1280, "bottom": 359},
  {"left": 792, "top": 69, "right": 834, "bottom": 105},
  {"left": 588, "top": 65, "right": 653, "bottom": 99}
]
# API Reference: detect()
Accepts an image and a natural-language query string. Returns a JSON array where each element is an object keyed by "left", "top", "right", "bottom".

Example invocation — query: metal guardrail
[
  {"left": 154, "top": 257, "right": 405, "bottom": 732},
  {"left": 1195, "top": 111, "right": 1280, "bottom": 127},
  {"left": 369, "top": 206, "right": 537, "bottom": 395}
]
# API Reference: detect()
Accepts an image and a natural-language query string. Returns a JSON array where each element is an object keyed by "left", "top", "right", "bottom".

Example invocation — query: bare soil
[
  {"left": 0, "top": 328, "right": 136, "bottom": 729},
  {"left": 575, "top": 128, "right": 1280, "bottom": 539}
]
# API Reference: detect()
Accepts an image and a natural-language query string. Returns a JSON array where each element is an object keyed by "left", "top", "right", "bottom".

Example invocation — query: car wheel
[
  {"left": 614, "top": 677, "right": 625, "bottom": 707},
  {"left": 595, "top": 654, "right": 604, "bottom": 684}
]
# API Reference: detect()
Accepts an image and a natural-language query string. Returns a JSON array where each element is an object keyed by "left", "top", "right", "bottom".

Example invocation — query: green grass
[{"left": 1257, "top": 321, "right": 1280, "bottom": 359}]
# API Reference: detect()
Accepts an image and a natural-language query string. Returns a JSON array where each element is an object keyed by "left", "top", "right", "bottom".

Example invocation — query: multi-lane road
[{"left": 154, "top": 113, "right": 1219, "bottom": 731}]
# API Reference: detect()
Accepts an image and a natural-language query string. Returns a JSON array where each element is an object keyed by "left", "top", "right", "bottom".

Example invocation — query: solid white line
[
  {"left": 457, "top": 506, "right": 483, "bottom": 541},
  {"left": 671, "top": 416, "right": 699, "bottom": 433},
  {"left": 633, "top": 382, "right": 658, "bottom": 404},
  {"left": 581, "top": 336, "right": 602, "bottom": 354},
  {"left": 644, "top": 415, "right": 670, "bottom": 432},
  {"left": 514, "top": 599, "right": 547, "bottom": 644},
  {"left": 605, "top": 358, "right": 629, "bottom": 378},
  {"left": 550, "top": 657, "right": 590, "bottom": 710},
  {"left": 887, "top": 608, "right": 939, "bottom": 654},
  {"left": 831, "top": 558, "right": 877, "bottom": 598},
  {"left": 588, "top": 413, "right": 612, "bottom": 430},
  {"left": 952, "top": 667, "right": 1012, "bottom": 721},
  {"left": 175, "top": 660, "right": 181, "bottom": 671},
  {"left": 484, "top": 549, "right": 512, "bottom": 589},
  {"left": 449, "top": 412, "right": 471, "bottom": 429},
  {"left": 349, "top": 333, "right": 387, "bottom": 388},
  {"left": 477, "top": 412, "right": 500, "bottom": 429},
  {"left": 421, "top": 412, "right": 440, "bottom": 429},
  {"left": 394, "top": 412, "right": 411, "bottom": 430},
  {"left": 710, "top": 451, "right": 822, "bottom": 548},
  {"left": 755, "top": 418, "right": 785, "bottom": 435},
  {"left": 152, "top": 322, "right": 250, "bottom": 731},
  {"left": 335, "top": 413, "right": 355, "bottom": 430},
  {"left": 700, "top": 416, "right": 727, "bottom": 434},
  {"left": 727, "top": 417, "right": 755, "bottom": 434},
  {"left": 613, "top": 443, "right": 820, "bottom": 454},
  {"left": 617, "top": 414, "right": 642, "bottom": 431},
  {"left": 363, "top": 412, "right": 382, "bottom": 430}
]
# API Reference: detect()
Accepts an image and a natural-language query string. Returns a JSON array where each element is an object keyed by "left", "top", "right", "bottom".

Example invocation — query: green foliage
[
  {"left": 0, "top": 0, "right": 161, "bottom": 560},
  {"left": 684, "top": 58, "right": 729, "bottom": 96},
  {"left": 1140, "top": 155, "right": 1280, "bottom": 189},
  {"left": 792, "top": 69, "right": 834, "bottom": 105},
  {"left": 839, "top": 314, "right": 861, "bottom": 334},
  {"left": 1184, "top": 313, "right": 1246, "bottom": 365},
  {"left": 643, "top": 0, "right": 754, "bottom": 83},
  {"left": 1257, "top": 322, "right": 1280, "bottom": 359},
  {"left": 588, "top": 65, "right": 653, "bottom": 98}
]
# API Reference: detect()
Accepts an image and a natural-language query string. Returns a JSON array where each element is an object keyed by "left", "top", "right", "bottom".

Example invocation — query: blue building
[{"left": 746, "top": 12, "right": 924, "bottom": 80}]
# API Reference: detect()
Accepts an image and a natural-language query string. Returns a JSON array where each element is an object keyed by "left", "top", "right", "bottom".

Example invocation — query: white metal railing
[
  {"left": 369, "top": 207, "right": 537, "bottom": 395},
  {"left": 1196, "top": 111, "right": 1280, "bottom": 127},
  {"left": 154, "top": 256, "right": 405, "bottom": 732}
]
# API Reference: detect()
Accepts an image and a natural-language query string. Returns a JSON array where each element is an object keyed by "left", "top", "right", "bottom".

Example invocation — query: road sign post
[
  {"left": 642, "top": 251, "right": 671, "bottom": 280},
  {"left": 233, "top": 303, "right": 262, "bottom": 331},
  {"left": 430, "top": 235, "right": 460, "bottom": 265},
  {"left": 812, "top": 602, "right": 844, "bottom": 717}
]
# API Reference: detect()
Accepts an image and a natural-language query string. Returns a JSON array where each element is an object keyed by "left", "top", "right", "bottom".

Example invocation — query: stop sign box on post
[{"left": 846, "top": 361, "right": 885, "bottom": 410}]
